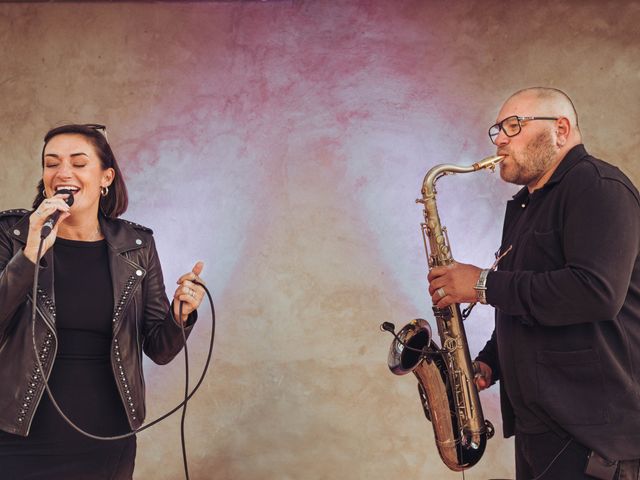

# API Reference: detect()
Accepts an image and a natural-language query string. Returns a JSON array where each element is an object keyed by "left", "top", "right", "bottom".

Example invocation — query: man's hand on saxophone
[
  {"left": 428, "top": 263, "right": 496, "bottom": 391},
  {"left": 473, "top": 361, "right": 493, "bottom": 391},
  {"left": 427, "top": 262, "right": 483, "bottom": 309}
]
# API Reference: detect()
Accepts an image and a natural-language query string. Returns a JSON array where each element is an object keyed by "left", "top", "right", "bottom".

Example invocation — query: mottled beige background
[{"left": 1, "top": 1, "right": 639, "bottom": 479}]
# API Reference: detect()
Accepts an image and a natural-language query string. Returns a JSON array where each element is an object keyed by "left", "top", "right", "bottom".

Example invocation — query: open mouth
[{"left": 55, "top": 185, "right": 80, "bottom": 194}]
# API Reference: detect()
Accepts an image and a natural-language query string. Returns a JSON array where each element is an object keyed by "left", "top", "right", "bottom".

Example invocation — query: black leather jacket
[{"left": 0, "top": 209, "right": 196, "bottom": 436}]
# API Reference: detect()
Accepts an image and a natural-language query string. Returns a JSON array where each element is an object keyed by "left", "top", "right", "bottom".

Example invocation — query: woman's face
[{"left": 42, "top": 133, "right": 114, "bottom": 217}]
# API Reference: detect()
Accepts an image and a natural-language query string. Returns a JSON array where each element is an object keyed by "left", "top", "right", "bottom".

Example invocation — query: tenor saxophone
[{"left": 385, "top": 155, "right": 502, "bottom": 471}]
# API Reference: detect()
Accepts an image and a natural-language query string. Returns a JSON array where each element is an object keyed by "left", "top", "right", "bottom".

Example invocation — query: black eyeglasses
[{"left": 488, "top": 116, "right": 558, "bottom": 145}]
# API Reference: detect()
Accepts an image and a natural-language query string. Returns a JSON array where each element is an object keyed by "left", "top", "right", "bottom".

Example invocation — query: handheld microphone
[{"left": 40, "top": 189, "right": 75, "bottom": 239}]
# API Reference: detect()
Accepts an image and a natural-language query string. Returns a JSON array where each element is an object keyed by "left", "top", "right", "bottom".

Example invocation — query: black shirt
[
  {"left": 477, "top": 145, "right": 640, "bottom": 459},
  {"left": 7, "top": 237, "right": 132, "bottom": 452}
]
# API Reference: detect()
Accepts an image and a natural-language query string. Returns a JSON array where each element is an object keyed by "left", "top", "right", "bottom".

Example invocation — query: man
[{"left": 427, "top": 87, "right": 640, "bottom": 480}]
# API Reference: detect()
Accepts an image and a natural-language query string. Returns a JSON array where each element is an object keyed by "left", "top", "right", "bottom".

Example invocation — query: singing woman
[{"left": 0, "top": 124, "right": 205, "bottom": 479}]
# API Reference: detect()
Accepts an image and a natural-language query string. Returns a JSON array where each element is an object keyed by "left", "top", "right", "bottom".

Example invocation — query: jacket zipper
[{"left": 25, "top": 302, "right": 58, "bottom": 435}]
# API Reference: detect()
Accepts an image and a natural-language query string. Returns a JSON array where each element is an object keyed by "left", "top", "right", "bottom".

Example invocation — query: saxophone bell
[{"left": 386, "top": 319, "right": 433, "bottom": 375}]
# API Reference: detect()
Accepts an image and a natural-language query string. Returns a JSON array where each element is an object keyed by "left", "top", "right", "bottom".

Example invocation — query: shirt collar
[{"left": 9, "top": 213, "right": 145, "bottom": 255}]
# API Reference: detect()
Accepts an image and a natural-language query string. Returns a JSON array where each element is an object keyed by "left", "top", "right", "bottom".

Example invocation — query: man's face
[{"left": 493, "top": 95, "right": 559, "bottom": 187}]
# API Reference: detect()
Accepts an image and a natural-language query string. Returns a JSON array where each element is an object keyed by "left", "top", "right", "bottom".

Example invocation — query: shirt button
[
  {"left": 136, "top": 239, "right": 142, "bottom": 245},
  {"left": 13, "top": 229, "right": 20, "bottom": 236},
  {"left": 136, "top": 270, "right": 143, "bottom": 276}
]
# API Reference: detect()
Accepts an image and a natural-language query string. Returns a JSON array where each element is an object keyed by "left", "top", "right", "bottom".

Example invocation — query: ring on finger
[{"left": 437, "top": 287, "right": 446, "bottom": 299}]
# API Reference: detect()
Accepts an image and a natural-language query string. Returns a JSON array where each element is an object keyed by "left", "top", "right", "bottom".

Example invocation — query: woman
[{"left": 0, "top": 124, "right": 205, "bottom": 479}]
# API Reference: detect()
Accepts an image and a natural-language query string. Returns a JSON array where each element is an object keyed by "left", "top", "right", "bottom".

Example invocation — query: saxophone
[{"left": 385, "top": 155, "right": 502, "bottom": 471}]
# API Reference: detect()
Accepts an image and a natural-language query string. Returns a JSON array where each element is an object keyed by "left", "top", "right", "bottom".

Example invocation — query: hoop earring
[
  {"left": 42, "top": 189, "right": 47, "bottom": 198},
  {"left": 101, "top": 186, "right": 109, "bottom": 197}
]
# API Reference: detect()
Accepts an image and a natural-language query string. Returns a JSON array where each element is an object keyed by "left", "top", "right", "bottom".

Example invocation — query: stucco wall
[{"left": 1, "top": 1, "right": 638, "bottom": 479}]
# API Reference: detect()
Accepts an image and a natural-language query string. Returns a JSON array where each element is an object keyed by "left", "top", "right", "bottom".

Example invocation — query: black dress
[{"left": 0, "top": 238, "right": 136, "bottom": 479}]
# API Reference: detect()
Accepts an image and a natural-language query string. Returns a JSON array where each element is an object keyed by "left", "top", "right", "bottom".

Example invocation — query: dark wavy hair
[{"left": 32, "top": 124, "right": 128, "bottom": 218}]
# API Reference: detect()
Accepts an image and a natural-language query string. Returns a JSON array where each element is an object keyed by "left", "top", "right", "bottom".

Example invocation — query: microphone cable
[
  {"left": 29, "top": 235, "right": 216, "bottom": 480},
  {"left": 179, "top": 299, "right": 191, "bottom": 480}
]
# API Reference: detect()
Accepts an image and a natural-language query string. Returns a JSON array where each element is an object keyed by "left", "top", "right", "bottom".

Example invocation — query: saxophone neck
[{"left": 421, "top": 155, "right": 503, "bottom": 198}]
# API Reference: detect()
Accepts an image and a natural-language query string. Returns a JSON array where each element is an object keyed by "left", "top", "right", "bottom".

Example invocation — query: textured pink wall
[{"left": 1, "top": 1, "right": 639, "bottom": 479}]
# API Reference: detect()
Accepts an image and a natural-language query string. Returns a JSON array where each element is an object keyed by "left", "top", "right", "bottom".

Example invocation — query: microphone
[
  {"left": 380, "top": 321, "right": 431, "bottom": 355},
  {"left": 40, "top": 189, "right": 75, "bottom": 239},
  {"left": 380, "top": 322, "right": 396, "bottom": 333}
]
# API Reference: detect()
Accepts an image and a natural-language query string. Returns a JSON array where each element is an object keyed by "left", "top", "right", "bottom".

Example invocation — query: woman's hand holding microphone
[{"left": 24, "top": 193, "right": 72, "bottom": 264}]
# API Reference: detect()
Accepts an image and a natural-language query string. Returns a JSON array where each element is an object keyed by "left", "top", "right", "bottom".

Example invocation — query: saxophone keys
[{"left": 443, "top": 337, "right": 458, "bottom": 352}]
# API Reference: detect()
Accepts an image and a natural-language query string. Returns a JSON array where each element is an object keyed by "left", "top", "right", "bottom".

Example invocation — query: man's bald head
[{"left": 507, "top": 87, "right": 580, "bottom": 134}]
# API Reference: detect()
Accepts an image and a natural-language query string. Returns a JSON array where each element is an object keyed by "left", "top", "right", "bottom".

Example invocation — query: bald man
[{"left": 428, "top": 88, "right": 640, "bottom": 480}]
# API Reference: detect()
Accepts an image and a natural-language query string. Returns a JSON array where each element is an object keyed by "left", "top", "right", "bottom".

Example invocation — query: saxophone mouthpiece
[{"left": 472, "top": 155, "right": 504, "bottom": 172}]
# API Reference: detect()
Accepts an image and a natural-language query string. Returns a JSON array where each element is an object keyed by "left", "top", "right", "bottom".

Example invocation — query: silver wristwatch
[{"left": 474, "top": 269, "right": 490, "bottom": 305}]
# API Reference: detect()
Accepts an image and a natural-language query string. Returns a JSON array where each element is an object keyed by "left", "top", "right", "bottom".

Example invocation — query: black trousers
[
  {"left": 515, "top": 431, "right": 640, "bottom": 480},
  {"left": 0, "top": 436, "right": 136, "bottom": 480}
]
